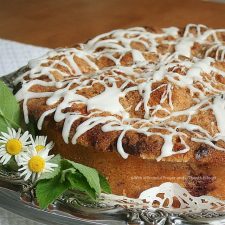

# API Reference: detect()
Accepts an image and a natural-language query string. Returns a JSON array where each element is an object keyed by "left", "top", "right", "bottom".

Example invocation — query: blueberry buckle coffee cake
[{"left": 15, "top": 24, "right": 225, "bottom": 200}]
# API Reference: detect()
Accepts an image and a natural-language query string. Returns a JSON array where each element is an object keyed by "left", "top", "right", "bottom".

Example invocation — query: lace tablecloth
[{"left": 0, "top": 38, "right": 49, "bottom": 225}]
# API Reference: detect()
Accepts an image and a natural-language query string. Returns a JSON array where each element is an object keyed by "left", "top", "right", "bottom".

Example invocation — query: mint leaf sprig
[
  {"left": 36, "top": 155, "right": 111, "bottom": 209},
  {"left": 0, "top": 80, "right": 112, "bottom": 210}
]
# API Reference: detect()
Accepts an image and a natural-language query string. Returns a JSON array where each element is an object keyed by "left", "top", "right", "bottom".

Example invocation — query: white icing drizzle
[
  {"left": 175, "top": 39, "right": 194, "bottom": 57},
  {"left": 87, "top": 85, "right": 126, "bottom": 116},
  {"left": 211, "top": 94, "right": 225, "bottom": 136},
  {"left": 15, "top": 24, "right": 225, "bottom": 161}
]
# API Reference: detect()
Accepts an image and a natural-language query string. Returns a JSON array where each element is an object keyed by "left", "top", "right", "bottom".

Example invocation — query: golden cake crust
[
  {"left": 15, "top": 24, "right": 225, "bottom": 164},
  {"left": 26, "top": 100, "right": 225, "bottom": 164},
  {"left": 42, "top": 119, "right": 225, "bottom": 199}
]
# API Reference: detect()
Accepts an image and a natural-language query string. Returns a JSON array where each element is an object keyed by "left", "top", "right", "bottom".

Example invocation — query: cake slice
[{"left": 15, "top": 24, "right": 225, "bottom": 200}]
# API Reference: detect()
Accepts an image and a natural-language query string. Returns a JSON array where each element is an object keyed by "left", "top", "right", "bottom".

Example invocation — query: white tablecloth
[{"left": 0, "top": 38, "right": 49, "bottom": 225}]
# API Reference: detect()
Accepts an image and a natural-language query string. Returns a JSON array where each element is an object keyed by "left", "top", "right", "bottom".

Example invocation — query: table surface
[
  {"left": 0, "top": 0, "right": 225, "bottom": 48},
  {"left": 0, "top": 0, "right": 225, "bottom": 224}
]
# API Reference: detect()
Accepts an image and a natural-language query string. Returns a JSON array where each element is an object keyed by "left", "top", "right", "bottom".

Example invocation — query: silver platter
[{"left": 1, "top": 69, "right": 225, "bottom": 225}]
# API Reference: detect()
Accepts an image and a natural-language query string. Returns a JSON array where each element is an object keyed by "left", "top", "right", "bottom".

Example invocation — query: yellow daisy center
[
  {"left": 28, "top": 156, "right": 45, "bottom": 173},
  {"left": 35, "top": 145, "right": 45, "bottom": 152},
  {"left": 6, "top": 139, "right": 23, "bottom": 155}
]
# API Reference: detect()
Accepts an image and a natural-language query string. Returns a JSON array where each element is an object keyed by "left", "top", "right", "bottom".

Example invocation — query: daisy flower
[
  {"left": 18, "top": 146, "right": 58, "bottom": 181},
  {"left": 0, "top": 128, "right": 31, "bottom": 165},
  {"left": 32, "top": 136, "right": 54, "bottom": 153}
]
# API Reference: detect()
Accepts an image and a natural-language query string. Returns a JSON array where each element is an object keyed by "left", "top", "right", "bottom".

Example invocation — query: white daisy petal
[
  {"left": 0, "top": 152, "right": 6, "bottom": 157},
  {"left": 0, "top": 157, "right": 5, "bottom": 164},
  {"left": 20, "top": 131, "right": 30, "bottom": 142},
  {"left": 32, "top": 173, "right": 37, "bottom": 182},
  {"left": 47, "top": 162, "right": 58, "bottom": 168},
  {"left": 7, "top": 128, "right": 14, "bottom": 138},
  {"left": 18, "top": 167, "right": 25, "bottom": 172},
  {"left": 17, "top": 140, "right": 57, "bottom": 182},
  {"left": 0, "top": 149, "right": 6, "bottom": 154},
  {"left": 39, "top": 150, "right": 48, "bottom": 158},
  {"left": 30, "top": 137, "right": 35, "bottom": 145},
  {"left": 45, "top": 155, "right": 55, "bottom": 162},
  {"left": 16, "top": 128, "right": 21, "bottom": 139},
  {"left": 0, "top": 136, "right": 8, "bottom": 142},
  {"left": 0, "top": 128, "right": 33, "bottom": 166},
  {"left": 24, "top": 171, "right": 32, "bottom": 181},
  {"left": 19, "top": 169, "right": 28, "bottom": 176},
  {"left": 1, "top": 154, "right": 11, "bottom": 165},
  {"left": 44, "top": 137, "right": 47, "bottom": 145},
  {"left": 1, "top": 132, "right": 11, "bottom": 139},
  {"left": 33, "top": 136, "right": 54, "bottom": 155},
  {"left": 46, "top": 142, "right": 54, "bottom": 151}
]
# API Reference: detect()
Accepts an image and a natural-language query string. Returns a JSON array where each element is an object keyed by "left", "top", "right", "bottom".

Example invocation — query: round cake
[{"left": 15, "top": 24, "right": 225, "bottom": 199}]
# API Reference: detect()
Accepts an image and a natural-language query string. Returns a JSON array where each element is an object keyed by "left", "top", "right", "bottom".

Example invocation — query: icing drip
[
  {"left": 211, "top": 94, "right": 225, "bottom": 136},
  {"left": 15, "top": 24, "right": 225, "bottom": 161}
]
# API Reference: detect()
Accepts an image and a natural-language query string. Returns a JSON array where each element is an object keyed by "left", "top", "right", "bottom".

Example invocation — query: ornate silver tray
[{"left": 1, "top": 69, "right": 225, "bottom": 225}]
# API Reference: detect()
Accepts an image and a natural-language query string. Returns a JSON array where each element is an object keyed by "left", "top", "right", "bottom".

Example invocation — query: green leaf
[
  {"left": 24, "top": 116, "right": 38, "bottom": 137},
  {"left": 60, "top": 167, "right": 76, "bottom": 183},
  {"left": 0, "top": 80, "right": 21, "bottom": 132},
  {"left": 26, "top": 121, "right": 37, "bottom": 137},
  {"left": 66, "top": 173, "right": 97, "bottom": 200},
  {"left": 0, "top": 115, "right": 11, "bottom": 133},
  {"left": 99, "top": 174, "right": 111, "bottom": 194},
  {"left": 36, "top": 174, "right": 70, "bottom": 209},
  {"left": 62, "top": 159, "right": 101, "bottom": 195},
  {"left": 36, "top": 157, "right": 111, "bottom": 209},
  {"left": 37, "top": 155, "right": 61, "bottom": 181},
  {"left": 3, "top": 157, "right": 19, "bottom": 172}
]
